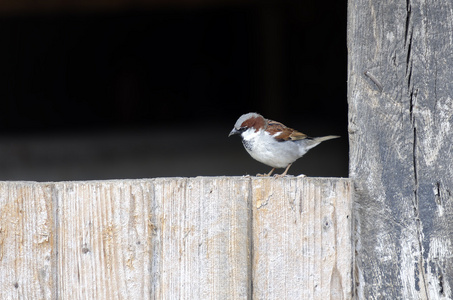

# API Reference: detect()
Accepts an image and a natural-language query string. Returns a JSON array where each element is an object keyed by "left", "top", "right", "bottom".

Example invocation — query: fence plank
[
  {"left": 252, "top": 177, "right": 352, "bottom": 299},
  {"left": 149, "top": 177, "right": 251, "bottom": 299},
  {"left": 55, "top": 180, "right": 153, "bottom": 299},
  {"left": 0, "top": 182, "right": 55, "bottom": 300}
]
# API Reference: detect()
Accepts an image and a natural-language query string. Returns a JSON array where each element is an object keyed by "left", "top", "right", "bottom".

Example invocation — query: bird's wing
[{"left": 266, "top": 119, "right": 308, "bottom": 141}]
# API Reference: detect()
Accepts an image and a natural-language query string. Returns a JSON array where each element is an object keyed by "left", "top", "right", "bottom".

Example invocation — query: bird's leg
[
  {"left": 257, "top": 168, "right": 275, "bottom": 177},
  {"left": 274, "top": 163, "right": 292, "bottom": 178},
  {"left": 266, "top": 168, "right": 276, "bottom": 176}
]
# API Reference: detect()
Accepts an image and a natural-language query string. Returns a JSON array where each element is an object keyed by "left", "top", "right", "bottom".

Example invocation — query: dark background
[{"left": 0, "top": 0, "right": 348, "bottom": 181}]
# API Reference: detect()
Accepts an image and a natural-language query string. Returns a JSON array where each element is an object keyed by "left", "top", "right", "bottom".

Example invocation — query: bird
[{"left": 228, "top": 112, "right": 340, "bottom": 177}]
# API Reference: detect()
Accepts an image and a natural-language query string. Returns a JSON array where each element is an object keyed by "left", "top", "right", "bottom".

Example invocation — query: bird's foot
[
  {"left": 272, "top": 163, "right": 293, "bottom": 178},
  {"left": 273, "top": 173, "right": 295, "bottom": 178},
  {"left": 256, "top": 168, "right": 275, "bottom": 177},
  {"left": 273, "top": 174, "right": 286, "bottom": 178}
]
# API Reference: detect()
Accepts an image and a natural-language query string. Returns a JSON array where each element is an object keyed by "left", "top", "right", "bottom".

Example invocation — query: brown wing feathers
[{"left": 266, "top": 119, "right": 308, "bottom": 141}]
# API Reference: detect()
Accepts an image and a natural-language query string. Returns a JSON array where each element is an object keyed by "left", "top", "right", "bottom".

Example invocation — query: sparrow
[{"left": 229, "top": 112, "right": 340, "bottom": 177}]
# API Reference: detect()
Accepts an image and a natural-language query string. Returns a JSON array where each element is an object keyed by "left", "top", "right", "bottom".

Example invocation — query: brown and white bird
[{"left": 229, "top": 112, "right": 339, "bottom": 177}]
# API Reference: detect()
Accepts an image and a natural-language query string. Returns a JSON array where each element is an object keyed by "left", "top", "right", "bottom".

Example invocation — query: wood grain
[
  {"left": 149, "top": 177, "right": 251, "bottom": 299},
  {"left": 55, "top": 180, "right": 154, "bottom": 299},
  {"left": 251, "top": 177, "right": 352, "bottom": 299},
  {"left": 0, "top": 182, "right": 55, "bottom": 299},
  {"left": 348, "top": 0, "right": 453, "bottom": 298}
]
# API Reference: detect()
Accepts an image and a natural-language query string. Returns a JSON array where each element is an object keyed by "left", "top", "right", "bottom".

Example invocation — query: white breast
[{"left": 241, "top": 129, "right": 307, "bottom": 168}]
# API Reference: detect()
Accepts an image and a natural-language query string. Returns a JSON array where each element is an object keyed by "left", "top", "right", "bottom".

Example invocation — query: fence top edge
[{"left": 0, "top": 176, "right": 351, "bottom": 185}]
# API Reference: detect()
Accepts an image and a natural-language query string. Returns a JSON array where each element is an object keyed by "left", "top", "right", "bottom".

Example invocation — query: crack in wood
[
  {"left": 247, "top": 178, "right": 254, "bottom": 299},
  {"left": 404, "top": 0, "right": 412, "bottom": 46},
  {"left": 411, "top": 127, "right": 429, "bottom": 299},
  {"left": 434, "top": 181, "right": 442, "bottom": 206},
  {"left": 411, "top": 131, "right": 430, "bottom": 299},
  {"left": 405, "top": 2, "right": 431, "bottom": 298}
]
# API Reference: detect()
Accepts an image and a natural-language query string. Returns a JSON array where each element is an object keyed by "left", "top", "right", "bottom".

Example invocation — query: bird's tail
[
  {"left": 303, "top": 135, "right": 340, "bottom": 150},
  {"left": 313, "top": 135, "right": 340, "bottom": 143}
]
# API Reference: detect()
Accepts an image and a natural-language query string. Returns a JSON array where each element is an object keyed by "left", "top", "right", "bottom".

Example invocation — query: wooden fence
[{"left": 0, "top": 177, "right": 352, "bottom": 299}]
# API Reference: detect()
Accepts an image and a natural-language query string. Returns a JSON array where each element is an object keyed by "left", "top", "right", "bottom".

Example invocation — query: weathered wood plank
[
  {"left": 0, "top": 182, "right": 55, "bottom": 300},
  {"left": 55, "top": 180, "right": 153, "bottom": 299},
  {"left": 348, "top": 0, "right": 453, "bottom": 298},
  {"left": 149, "top": 177, "right": 251, "bottom": 299},
  {"left": 251, "top": 177, "right": 352, "bottom": 299}
]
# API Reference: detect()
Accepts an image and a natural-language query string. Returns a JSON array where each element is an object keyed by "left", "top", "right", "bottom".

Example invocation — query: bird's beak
[{"left": 228, "top": 128, "right": 240, "bottom": 137}]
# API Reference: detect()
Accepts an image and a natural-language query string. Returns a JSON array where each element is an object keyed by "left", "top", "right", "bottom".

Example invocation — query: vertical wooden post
[{"left": 348, "top": 0, "right": 453, "bottom": 298}]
